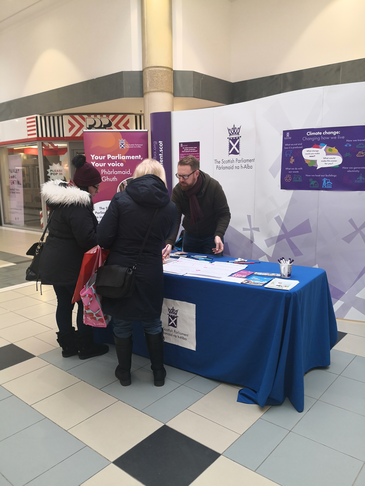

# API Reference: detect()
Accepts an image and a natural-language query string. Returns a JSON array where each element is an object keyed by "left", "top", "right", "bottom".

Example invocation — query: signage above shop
[{"left": 0, "top": 114, "right": 144, "bottom": 145}]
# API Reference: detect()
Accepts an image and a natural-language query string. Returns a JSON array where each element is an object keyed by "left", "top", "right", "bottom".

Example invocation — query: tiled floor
[{"left": 0, "top": 227, "right": 365, "bottom": 485}]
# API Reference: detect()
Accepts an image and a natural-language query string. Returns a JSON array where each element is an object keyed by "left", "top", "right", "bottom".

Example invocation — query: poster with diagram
[{"left": 281, "top": 126, "right": 365, "bottom": 191}]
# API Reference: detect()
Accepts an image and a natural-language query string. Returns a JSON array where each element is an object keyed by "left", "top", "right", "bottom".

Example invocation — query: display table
[{"left": 95, "top": 258, "right": 337, "bottom": 412}]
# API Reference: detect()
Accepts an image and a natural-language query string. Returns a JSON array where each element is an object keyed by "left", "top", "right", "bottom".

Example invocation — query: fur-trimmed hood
[{"left": 41, "top": 180, "right": 92, "bottom": 207}]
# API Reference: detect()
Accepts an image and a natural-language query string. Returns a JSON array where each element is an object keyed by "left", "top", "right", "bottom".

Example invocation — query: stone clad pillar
[{"left": 141, "top": 0, "right": 173, "bottom": 151}]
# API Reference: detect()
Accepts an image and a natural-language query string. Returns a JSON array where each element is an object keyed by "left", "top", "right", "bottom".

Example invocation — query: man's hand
[
  {"left": 162, "top": 244, "right": 172, "bottom": 263},
  {"left": 212, "top": 236, "right": 224, "bottom": 255}
]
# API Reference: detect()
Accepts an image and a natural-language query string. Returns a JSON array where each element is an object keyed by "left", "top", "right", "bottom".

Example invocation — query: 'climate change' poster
[{"left": 281, "top": 126, "right": 365, "bottom": 191}]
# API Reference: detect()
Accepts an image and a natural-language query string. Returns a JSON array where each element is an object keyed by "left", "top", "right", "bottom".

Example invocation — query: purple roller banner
[
  {"left": 281, "top": 126, "right": 365, "bottom": 191},
  {"left": 83, "top": 129, "right": 148, "bottom": 221},
  {"left": 150, "top": 112, "right": 173, "bottom": 194}
]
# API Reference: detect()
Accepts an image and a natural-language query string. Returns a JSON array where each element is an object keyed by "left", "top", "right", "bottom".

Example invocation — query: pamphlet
[
  {"left": 229, "top": 270, "right": 254, "bottom": 279},
  {"left": 170, "top": 251, "right": 188, "bottom": 258},
  {"left": 264, "top": 278, "right": 300, "bottom": 290},
  {"left": 254, "top": 272, "right": 281, "bottom": 277},
  {"left": 241, "top": 275, "right": 273, "bottom": 286}
]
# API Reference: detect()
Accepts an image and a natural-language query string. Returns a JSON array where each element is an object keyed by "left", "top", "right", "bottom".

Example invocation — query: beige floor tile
[
  {"left": 14, "top": 302, "right": 56, "bottom": 319},
  {"left": 0, "top": 307, "right": 9, "bottom": 317},
  {"left": 0, "top": 320, "right": 52, "bottom": 342},
  {"left": 334, "top": 333, "right": 365, "bottom": 358},
  {"left": 81, "top": 464, "right": 144, "bottom": 486},
  {"left": 69, "top": 401, "right": 162, "bottom": 461},
  {"left": 0, "top": 337, "right": 10, "bottom": 347},
  {"left": 189, "top": 383, "right": 267, "bottom": 434},
  {"left": 0, "top": 290, "right": 24, "bottom": 303},
  {"left": 0, "top": 260, "right": 15, "bottom": 268},
  {"left": 337, "top": 319, "right": 365, "bottom": 337},
  {"left": 33, "top": 313, "right": 58, "bottom": 329},
  {"left": 16, "top": 336, "right": 57, "bottom": 355},
  {"left": 12, "top": 285, "right": 40, "bottom": 296},
  {"left": 0, "top": 228, "right": 40, "bottom": 257},
  {"left": 33, "top": 381, "right": 118, "bottom": 429},
  {"left": 0, "top": 296, "right": 40, "bottom": 311},
  {"left": 2, "top": 363, "right": 79, "bottom": 404},
  {"left": 168, "top": 409, "right": 240, "bottom": 453},
  {"left": 36, "top": 329, "right": 58, "bottom": 346},
  {"left": 0, "top": 357, "right": 48, "bottom": 384},
  {"left": 0, "top": 312, "right": 29, "bottom": 328},
  {"left": 29, "top": 292, "right": 57, "bottom": 304},
  {"left": 191, "top": 456, "right": 279, "bottom": 486}
]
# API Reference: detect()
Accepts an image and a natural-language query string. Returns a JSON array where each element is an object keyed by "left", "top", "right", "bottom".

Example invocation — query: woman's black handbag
[
  {"left": 95, "top": 209, "right": 158, "bottom": 299},
  {"left": 25, "top": 211, "right": 53, "bottom": 282},
  {"left": 95, "top": 264, "right": 136, "bottom": 299}
]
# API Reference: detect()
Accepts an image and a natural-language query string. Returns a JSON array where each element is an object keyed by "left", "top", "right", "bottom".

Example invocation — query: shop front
[{"left": 0, "top": 114, "right": 142, "bottom": 231}]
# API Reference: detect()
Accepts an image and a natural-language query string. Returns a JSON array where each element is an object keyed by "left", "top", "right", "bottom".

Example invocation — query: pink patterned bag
[{"left": 80, "top": 274, "right": 111, "bottom": 328}]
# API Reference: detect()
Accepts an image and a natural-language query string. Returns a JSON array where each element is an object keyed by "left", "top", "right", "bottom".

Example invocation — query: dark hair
[{"left": 178, "top": 156, "right": 200, "bottom": 171}]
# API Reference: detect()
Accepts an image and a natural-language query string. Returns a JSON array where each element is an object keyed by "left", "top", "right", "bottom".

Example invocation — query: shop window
[{"left": 0, "top": 143, "right": 69, "bottom": 229}]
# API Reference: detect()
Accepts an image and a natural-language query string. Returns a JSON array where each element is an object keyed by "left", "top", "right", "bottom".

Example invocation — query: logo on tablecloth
[
  {"left": 162, "top": 299, "right": 196, "bottom": 351},
  {"left": 227, "top": 124, "right": 241, "bottom": 155},
  {"left": 167, "top": 306, "right": 178, "bottom": 328}
]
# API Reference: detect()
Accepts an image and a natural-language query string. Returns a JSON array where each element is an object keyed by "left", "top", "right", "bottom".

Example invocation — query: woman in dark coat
[
  {"left": 40, "top": 155, "right": 109, "bottom": 359},
  {"left": 97, "top": 159, "right": 177, "bottom": 387}
]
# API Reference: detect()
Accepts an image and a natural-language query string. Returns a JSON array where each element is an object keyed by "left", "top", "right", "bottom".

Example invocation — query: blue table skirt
[{"left": 94, "top": 259, "right": 337, "bottom": 412}]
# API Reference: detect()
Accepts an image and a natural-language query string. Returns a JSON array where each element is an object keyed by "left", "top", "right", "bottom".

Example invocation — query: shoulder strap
[{"left": 40, "top": 210, "right": 54, "bottom": 242}]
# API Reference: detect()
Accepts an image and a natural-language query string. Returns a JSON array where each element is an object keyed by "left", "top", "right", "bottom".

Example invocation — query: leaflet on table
[
  {"left": 241, "top": 275, "right": 274, "bottom": 286},
  {"left": 185, "top": 261, "right": 244, "bottom": 279},
  {"left": 229, "top": 269, "right": 254, "bottom": 279},
  {"left": 254, "top": 272, "right": 281, "bottom": 277},
  {"left": 163, "top": 259, "right": 245, "bottom": 279},
  {"left": 264, "top": 278, "right": 300, "bottom": 290}
]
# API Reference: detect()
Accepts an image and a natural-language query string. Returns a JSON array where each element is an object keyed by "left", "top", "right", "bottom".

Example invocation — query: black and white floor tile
[{"left": 0, "top": 228, "right": 365, "bottom": 486}]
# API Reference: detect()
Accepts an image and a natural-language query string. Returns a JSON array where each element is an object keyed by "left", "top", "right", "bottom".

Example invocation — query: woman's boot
[
  {"left": 56, "top": 328, "right": 79, "bottom": 357},
  {"left": 114, "top": 335, "right": 133, "bottom": 386},
  {"left": 78, "top": 333, "right": 109, "bottom": 360},
  {"left": 145, "top": 331, "right": 166, "bottom": 386}
]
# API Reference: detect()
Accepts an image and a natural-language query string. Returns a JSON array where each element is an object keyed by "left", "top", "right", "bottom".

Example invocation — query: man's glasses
[
  {"left": 175, "top": 170, "right": 196, "bottom": 180},
  {"left": 92, "top": 185, "right": 100, "bottom": 190}
]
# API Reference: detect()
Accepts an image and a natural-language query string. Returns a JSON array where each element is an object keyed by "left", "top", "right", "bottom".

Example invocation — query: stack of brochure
[{"left": 264, "top": 278, "right": 299, "bottom": 290}]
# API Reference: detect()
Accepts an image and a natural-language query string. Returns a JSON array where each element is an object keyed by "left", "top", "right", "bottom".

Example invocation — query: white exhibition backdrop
[{"left": 171, "top": 82, "right": 365, "bottom": 322}]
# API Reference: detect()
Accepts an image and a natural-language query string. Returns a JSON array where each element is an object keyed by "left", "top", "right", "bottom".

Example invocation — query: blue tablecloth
[{"left": 95, "top": 258, "right": 337, "bottom": 412}]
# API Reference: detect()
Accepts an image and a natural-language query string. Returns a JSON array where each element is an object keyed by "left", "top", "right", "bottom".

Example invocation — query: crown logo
[
  {"left": 227, "top": 124, "right": 241, "bottom": 137},
  {"left": 168, "top": 307, "right": 178, "bottom": 316},
  {"left": 168, "top": 306, "right": 178, "bottom": 328}
]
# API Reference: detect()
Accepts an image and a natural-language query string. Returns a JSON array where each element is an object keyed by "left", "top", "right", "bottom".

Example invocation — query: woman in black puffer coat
[
  {"left": 97, "top": 159, "right": 177, "bottom": 387},
  {"left": 40, "top": 155, "right": 109, "bottom": 360}
]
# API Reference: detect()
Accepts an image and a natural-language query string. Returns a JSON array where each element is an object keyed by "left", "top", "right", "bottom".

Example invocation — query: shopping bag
[
  {"left": 72, "top": 245, "right": 109, "bottom": 303},
  {"left": 80, "top": 274, "right": 111, "bottom": 328}
]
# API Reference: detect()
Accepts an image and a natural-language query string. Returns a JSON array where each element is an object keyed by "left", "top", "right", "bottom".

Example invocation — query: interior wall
[
  {"left": 173, "top": 0, "right": 365, "bottom": 83},
  {"left": 2, "top": 0, "right": 365, "bottom": 110},
  {"left": 0, "top": 0, "right": 141, "bottom": 103},
  {"left": 230, "top": 0, "right": 365, "bottom": 82},
  {"left": 172, "top": 0, "right": 232, "bottom": 81}
]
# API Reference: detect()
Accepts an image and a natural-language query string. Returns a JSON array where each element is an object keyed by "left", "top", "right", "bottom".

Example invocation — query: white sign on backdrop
[
  {"left": 161, "top": 298, "right": 196, "bottom": 351},
  {"left": 212, "top": 105, "right": 256, "bottom": 234}
]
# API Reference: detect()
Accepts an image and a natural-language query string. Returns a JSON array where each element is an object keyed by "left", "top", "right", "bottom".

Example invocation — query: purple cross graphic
[
  {"left": 242, "top": 215, "right": 260, "bottom": 243},
  {"left": 265, "top": 216, "right": 312, "bottom": 257},
  {"left": 342, "top": 219, "right": 365, "bottom": 244}
]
